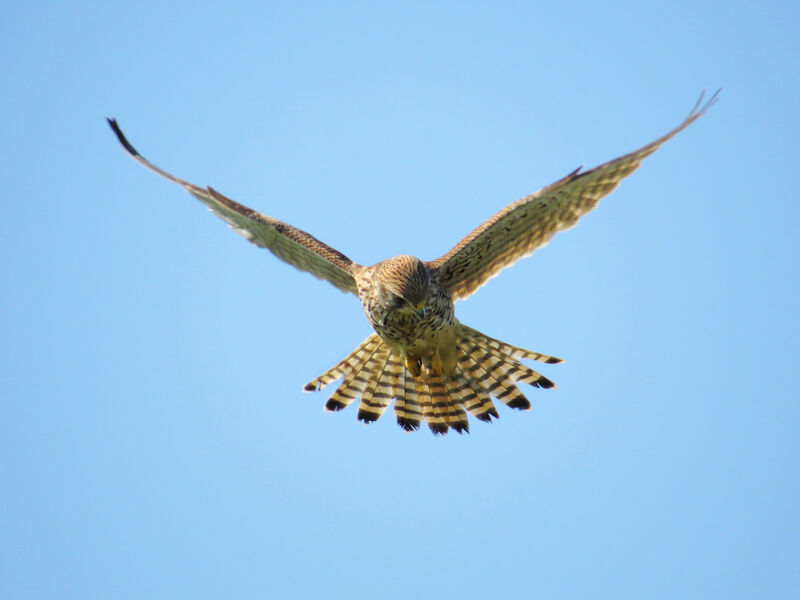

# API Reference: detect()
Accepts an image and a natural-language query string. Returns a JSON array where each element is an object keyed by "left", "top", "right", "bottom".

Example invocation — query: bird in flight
[{"left": 108, "top": 89, "right": 718, "bottom": 435}]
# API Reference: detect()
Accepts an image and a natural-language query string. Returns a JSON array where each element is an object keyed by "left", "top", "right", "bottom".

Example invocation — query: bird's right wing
[{"left": 108, "top": 119, "right": 360, "bottom": 295}]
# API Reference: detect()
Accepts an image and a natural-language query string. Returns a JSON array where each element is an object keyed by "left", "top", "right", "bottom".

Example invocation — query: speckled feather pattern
[
  {"left": 108, "top": 90, "right": 717, "bottom": 434},
  {"left": 355, "top": 256, "right": 455, "bottom": 351},
  {"left": 428, "top": 90, "right": 719, "bottom": 301}
]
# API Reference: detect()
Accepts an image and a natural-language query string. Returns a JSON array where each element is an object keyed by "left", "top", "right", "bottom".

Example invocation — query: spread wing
[
  {"left": 107, "top": 119, "right": 360, "bottom": 294},
  {"left": 428, "top": 89, "right": 719, "bottom": 301}
]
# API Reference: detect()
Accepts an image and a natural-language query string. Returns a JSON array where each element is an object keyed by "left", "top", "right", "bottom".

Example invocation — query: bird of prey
[{"left": 108, "top": 89, "right": 718, "bottom": 435}]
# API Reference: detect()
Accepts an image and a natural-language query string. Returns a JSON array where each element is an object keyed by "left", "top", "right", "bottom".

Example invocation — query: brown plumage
[{"left": 108, "top": 89, "right": 718, "bottom": 434}]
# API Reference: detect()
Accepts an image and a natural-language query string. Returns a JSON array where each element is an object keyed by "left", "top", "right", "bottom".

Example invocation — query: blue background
[{"left": 2, "top": 1, "right": 798, "bottom": 598}]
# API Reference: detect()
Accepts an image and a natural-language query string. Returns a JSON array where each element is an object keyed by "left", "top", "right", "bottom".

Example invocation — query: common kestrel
[{"left": 108, "top": 89, "right": 718, "bottom": 434}]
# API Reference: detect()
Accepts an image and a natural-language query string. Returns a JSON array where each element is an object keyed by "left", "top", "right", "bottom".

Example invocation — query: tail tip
[
  {"left": 397, "top": 418, "right": 421, "bottom": 432},
  {"left": 357, "top": 409, "right": 380, "bottom": 424},
  {"left": 507, "top": 397, "right": 532, "bottom": 411},
  {"left": 475, "top": 407, "right": 500, "bottom": 423},
  {"left": 450, "top": 423, "right": 470, "bottom": 435},
  {"left": 428, "top": 423, "right": 449, "bottom": 435},
  {"left": 324, "top": 398, "right": 347, "bottom": 412},
  {"left": 536, "top": 377, "right": 557, "bottom": 390}
]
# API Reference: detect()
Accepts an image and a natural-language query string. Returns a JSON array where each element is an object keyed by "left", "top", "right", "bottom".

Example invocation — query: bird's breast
[{"left": 364, "top": 284, "right": 454, "bottom": 350}]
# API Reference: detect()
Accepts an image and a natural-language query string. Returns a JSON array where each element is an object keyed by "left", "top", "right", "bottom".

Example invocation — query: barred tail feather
[
  {"left": 303, "top": 324, "right": 562, "bottom": 435},
  {"left": 356, "top": 348, "right": 395, "bottom": 424},
  {"left": 437, "top": 374, "right": 470, "bottom": 433},
  {"left": 459, "top": 347, "right": 532, "bottom": 410},
  {"left": 455, "top": 362, "right": 500, "bottom": 423},
  {"left": 303, "top": 334, "right": 382, "bottom": 391},
  {"left": 395, "top": 364, "right": 422, "bottom": 431},
  {"left": 459, "top": 325, "right": 564, "bottom": 365}
]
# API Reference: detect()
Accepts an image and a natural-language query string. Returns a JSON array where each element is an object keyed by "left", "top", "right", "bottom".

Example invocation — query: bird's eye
[{"left": 390, "top": 295, "right": 406, "bottom": 309}]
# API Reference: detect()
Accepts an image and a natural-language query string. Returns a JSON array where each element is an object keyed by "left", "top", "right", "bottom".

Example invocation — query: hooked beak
[{"left": 413, "top": 302, "right": 426, "bottom": 319}]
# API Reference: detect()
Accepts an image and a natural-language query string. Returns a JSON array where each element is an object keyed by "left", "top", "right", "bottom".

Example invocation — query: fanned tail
[{"left": 303, "top": 324, "right": 563, "bottom": 435}]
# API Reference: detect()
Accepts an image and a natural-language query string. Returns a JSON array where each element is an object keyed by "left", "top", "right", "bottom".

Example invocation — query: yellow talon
[{"left": 405, "top": 354, "right": 421, "bottom": 378}]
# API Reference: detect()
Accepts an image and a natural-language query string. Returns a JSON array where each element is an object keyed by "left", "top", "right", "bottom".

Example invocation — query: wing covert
[
  {"left": 428, "top": 89, "right": 719, "bottom": 301},
  {"left": 107, "top": 119, "right": 360, "bottom": 294}
]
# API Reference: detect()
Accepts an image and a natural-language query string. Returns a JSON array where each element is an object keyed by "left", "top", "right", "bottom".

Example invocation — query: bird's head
[{"left": 379, "top": 255, "right": 431, "bottom": 318}]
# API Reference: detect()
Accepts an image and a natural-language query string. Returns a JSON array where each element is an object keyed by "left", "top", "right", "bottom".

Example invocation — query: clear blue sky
[{"left": 2, "top": 1, "right": 798, "bottom": 598}]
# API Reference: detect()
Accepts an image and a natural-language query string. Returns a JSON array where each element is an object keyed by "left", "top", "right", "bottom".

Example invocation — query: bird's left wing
[
  {"left": 107, "top": 119, "right": 360, "bottom": 295},
  {"left": 428, "top": 89, "right": 719, "bottom": 301}
]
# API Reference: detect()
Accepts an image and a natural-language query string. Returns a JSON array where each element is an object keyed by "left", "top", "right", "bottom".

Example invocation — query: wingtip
[
  {"left": 106, "top": 117, "right": 140, "bottom": 157},
  {"left": 704, "top": 87, "right": 722, "bottom": 112},
  {"left": 688, "top": 87, "right": 722, "bottom": 121}
]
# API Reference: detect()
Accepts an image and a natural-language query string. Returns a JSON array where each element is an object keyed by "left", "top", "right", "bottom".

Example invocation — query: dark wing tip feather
[
  {"left": 106, "top": 118, "right": 140, "bottom": 157},
  {"left": 106, "top": 119, "right": 359, "bottom": 295}
]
